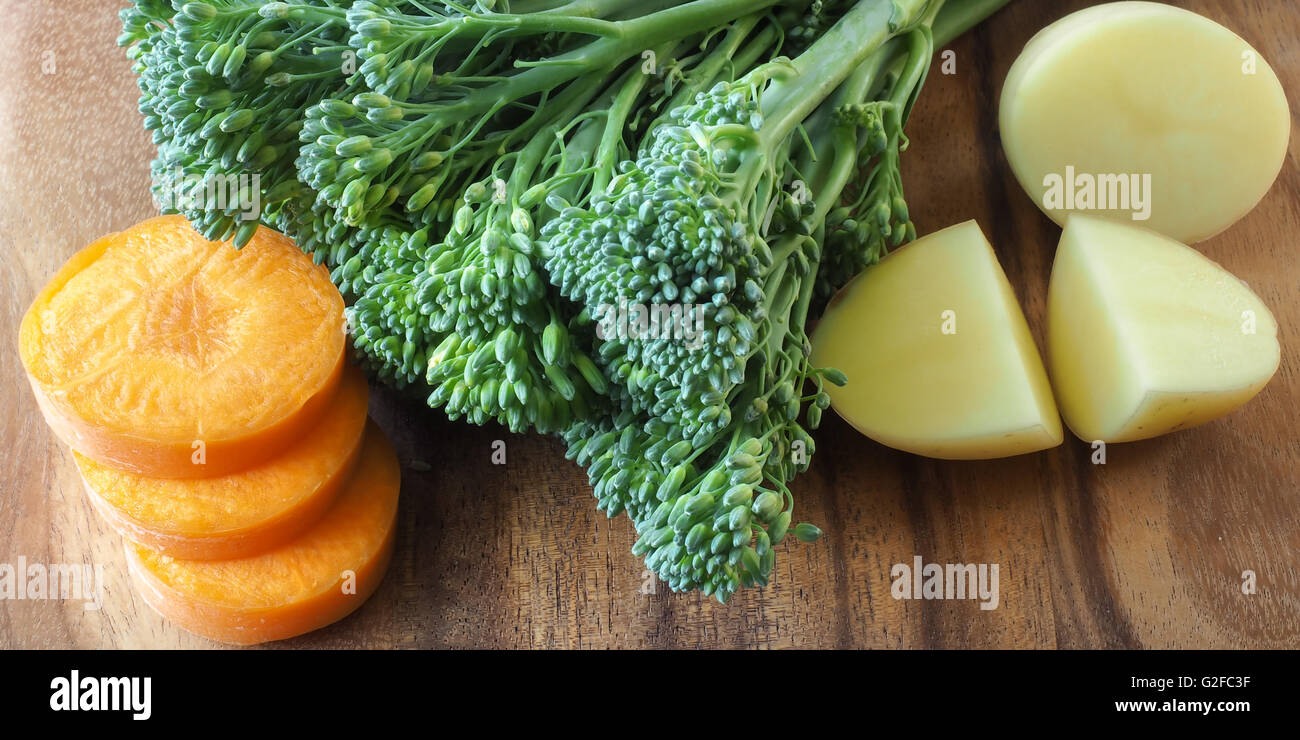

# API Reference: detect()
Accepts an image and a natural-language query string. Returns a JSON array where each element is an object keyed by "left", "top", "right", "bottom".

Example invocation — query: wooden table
[{"left": 1, "top": 0, "right": 1296, "bottom": 649}]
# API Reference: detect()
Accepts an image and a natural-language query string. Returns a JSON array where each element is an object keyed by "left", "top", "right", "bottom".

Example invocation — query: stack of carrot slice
[{"left": 19, "top": 215, "right": 400, "bottom": 645}]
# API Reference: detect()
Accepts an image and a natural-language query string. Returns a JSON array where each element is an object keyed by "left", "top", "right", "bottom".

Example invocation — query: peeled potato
[
  {"left": 1047, "top": 215, "right": 1280, "bottom": 443},
  {"left": 811, "top": 220, "right": 1062, "bottom": 460},
  {"left": 1000, "top": 1, "right": 1289, "bottom": 243}
]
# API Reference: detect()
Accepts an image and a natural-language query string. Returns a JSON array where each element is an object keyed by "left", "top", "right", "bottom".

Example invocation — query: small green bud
[
  {"left": 356, "top": 18, "right": 392, "bottom": 38},
  {"left": 519, "top": 183, "right": 549, "bottom": 208},
  {"left": 353, "top": 92, "right": 391, "bottom": 109},
  {"left": 661, "top": 440, "right": 692, "bottom": 466},
  {"left": 363, "top": 182, "right": 386, "bottom": 209},
  {"left": 221, "top": 45, "right": 247, "bottom": 78},
  {"left": 335, "top": 135, "right": 372, "bottom": 158},
  {"left": 656, "top": 464, "right": 688, "bottom": 502},
  {"left": 541, "top": 321, "right": 566, "bottom": 366},
  {"left": 769, "top": 511, "right": 792, "bottom": 544},
  {"left": 684, "top": 492, "right": 714, "bottom": 519},
  {"left": 572, "top": 353, "right": 607, "bottom": 394},
  {"left": 357, "top": 148, "right": 393, "bottom": 174},
  {"left": 685, "top": 523, "right": 709, "bottom": 551},
  {"left": 367, "top": 106, "right": 404, "bottom": 123},
  {"left": 453, "top": 204, "right": 474, "bottom": 235},
  {"left": 701, "top": 469, "right": 728, "bottom": 495},
  {"left": 218, "top": 108, "right": 254, "bottom": 132},
  {"left": 406, "top": 182, "right": 438, "bottom": 212},
  {"left": 411, "top": 63, "right": 434, "bottom": 95},
  {"left": 411, "top": 151, "right": 443, "bottom": 172},
  {"left": 752, "top": 491, "right": 782, "bottom": 522},
  {"left": 463, "top": 181, "right": 489, "bottom": 203},
  {"left": 249, "top": 145, "right": 278, "bottom": 169},
  {"left": 794, "top": 523, "right": 823, "bottom": 543},
  {"left": 494, "top": 327, "right": 518, "bottom": 363},
  {"left": 244, "top": 50, "right": 274, "bottom": 78},
  {"left": 728, "top": 507, "right": 751, "bottom": 531},
  {"left": 205, "top": 42, "right": 231, "bottom": 76},
  {"left": 730, "top": 465, "right": 762, "bottom": 486},
  {"left": 318, "top": 99, "right": 356, "bottom": 118},
  {"left": 195, "top": 89, "right": 232, "bottom": 109},
  {"left": 246, "top": 31, "right": 278, "bottom": 49},
  {"left": 259, "top": 2, "right": 290, "bottom": 19},
  {"left": 510, "top": 208, "right": 532, "bottom": 236},
  {"left": 198, "top": 110, "right": 230, "bottom": 139},
  {"left": 340, "top": 177, "right": 370, "bottom": 207},
  {"left": 181, "top": 2, "right": 217, "bottom": 22},
  {"left": 721, "top": 484, "right": 752, "bottom": 508},
  {"left": 232, "top": 219, "right": 259, "bottom": 249},
  {"left": 727, "top": 452, "right": 757, "bottom": 470},
  {"left": 709, "top": 532, "right": 731, "bottom": 555}
]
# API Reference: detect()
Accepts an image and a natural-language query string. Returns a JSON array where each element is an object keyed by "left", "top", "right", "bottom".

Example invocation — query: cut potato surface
[
  {"left": 77, "top": 365, "right": 370, "bottom": 560},
  {"left": 1047, "top": 215, "right": 1280, "bottom": 443},
  {"left": 125, "top": 423, "right": 400, "bottom": 645},
  {"left": 811, "top": 220, "right": 1063, "bottom": 459},
  {"left": 20, "top": 215, "right": 346, "bottom": 477},
  {"left": 1000, "top": 1, "right": 1289, "bottom": 243}
]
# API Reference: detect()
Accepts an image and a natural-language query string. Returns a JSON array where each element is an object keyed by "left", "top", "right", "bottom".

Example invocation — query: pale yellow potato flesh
[
  {"left": 811, "top": 220, "right": 1062, "bottom": 460},
  {"left": 1047, "top": 215, "right": 1280, "bottom": 443},
  {"left": 999, "top": 1, "right": 1289, "bottom": 243}
]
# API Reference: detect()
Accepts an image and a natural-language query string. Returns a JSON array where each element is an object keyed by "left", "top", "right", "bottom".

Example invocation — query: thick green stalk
[
  {"left": 460, "top": 0, "right": 778, "bottom": 112},
  {"left": 506, "top": 68, "right": 618, "bottom": 192},
  {"left": 538, "top": 0, "right": 654, "bottom": 19},
  {"left": 932, "top": 0, "right": 1011, "bottom": 47},
  {"left": 591, "top": 56, "right": 664, "bottom": 194},
  {"left": 756, "top": 0, "right": 933, "bottom": 151}
]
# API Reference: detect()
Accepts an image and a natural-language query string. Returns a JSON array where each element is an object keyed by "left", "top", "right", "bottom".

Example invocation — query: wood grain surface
[{"left": 1, "top": 0, "right": 1296, "bottom": 649}]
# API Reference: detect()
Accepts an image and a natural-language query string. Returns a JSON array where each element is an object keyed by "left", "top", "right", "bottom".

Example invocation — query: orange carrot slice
[
  {"left": 77, "top": 365, "right": 370, "bottom": 560},
  {"left": 125, "top": 423, "right": 400, "bottom": 645},
  {"left": 20, "top": 215, "right": 346, "bottom": 478}
]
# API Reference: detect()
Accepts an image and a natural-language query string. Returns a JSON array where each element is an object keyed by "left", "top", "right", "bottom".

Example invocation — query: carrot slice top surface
[{"left": 20, "top": 215, "right": 346, "bottom": 442}]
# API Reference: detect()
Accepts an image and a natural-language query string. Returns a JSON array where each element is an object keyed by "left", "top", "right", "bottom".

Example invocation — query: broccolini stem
[
  {"left": 591, "top": 52, "right": 666, "bottom": 194},
  {"left": 757, "top": 0, "right": 934, "bottom": 151},
  {"left": 654, "top": 13, "right": 766, "bottom": 121},
  {"left": 457, "top": 0, "right": 779, "bottom": 115},
  {"left": 931, "top": 0, "right": 1011, "bottom": 47}
]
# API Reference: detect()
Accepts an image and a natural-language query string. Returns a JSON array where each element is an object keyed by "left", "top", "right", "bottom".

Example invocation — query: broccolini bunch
[{"left": 120, "top": 0, "right": 1009, "bottom": 602}]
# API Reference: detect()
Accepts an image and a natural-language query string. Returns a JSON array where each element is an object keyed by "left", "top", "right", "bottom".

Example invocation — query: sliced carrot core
[
  {"left": 20, "top": 215, "right": 346, "bottom": 477},
  {"left": 125, "top": 423, "right": 400, "bottom": 645},
  {"left": 78, "top": 365, "right": 370, "bottom": 560}
]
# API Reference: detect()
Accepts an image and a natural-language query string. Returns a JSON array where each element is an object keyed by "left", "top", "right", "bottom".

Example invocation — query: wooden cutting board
[{"left": 1, "top": 0, "right": 1296, "bottom": 649}]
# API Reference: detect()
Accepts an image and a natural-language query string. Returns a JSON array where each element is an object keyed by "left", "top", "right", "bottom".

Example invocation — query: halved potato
[
  {"left": 1047, "top": 215, "right": 1280, "bottom": 443},
  {"left": 1000, "top": 1, "right": 1289, "bottom": 243},
  {"left": 811, "top": 220, "right": 1062, "bottom": 459}
]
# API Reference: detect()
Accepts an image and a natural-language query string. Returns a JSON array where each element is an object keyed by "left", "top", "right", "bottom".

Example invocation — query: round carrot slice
[
  {"left": 20, "top": 215, "right": 346, "bottom": 477},
  {"left": 125, "top": 423, "right": 400, "bottom": 645},
  {"left": 78, "top": 365, "right": 370, "bottom": 560}
]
